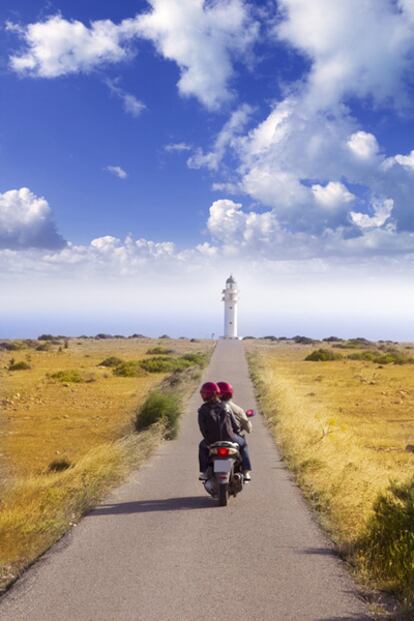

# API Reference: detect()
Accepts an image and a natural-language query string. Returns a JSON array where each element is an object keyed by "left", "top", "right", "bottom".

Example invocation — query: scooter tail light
[{"left": 217, "top": 447, "right": 230, "bottom": 457}]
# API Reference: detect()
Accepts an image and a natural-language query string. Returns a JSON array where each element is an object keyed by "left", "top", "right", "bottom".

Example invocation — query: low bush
[
  {"left": 347, "top": 351, "right": 413, "bottom": 365},
  {"left": 135, "top": 391, "right": 182, "bottom": 439},
  {"left": 361, "top": 478, "right": 414, "bottom": 602},
  {"left": 99, "top": 356, "right": 123, "bottom": 367},
  {"left": 322, "top": 336, "right": 344, "bottom": 342},
  {"left": 146, "top": 346, "right": 174, "bottom": 355},
  {"left": 305, "top": 349, "right": 343, "bottom": 362},
  {"left": 36, "top": 343, "right": 51, "bottom": 352},
  {"left": 180, "top": 352, "right": 206, "bottom": 366},
  {"left": 8, "top": 361, "right": 31, "bottom": 371},
  {"left": 48, "top": 369, "right": 83, "bottom": 383},
  {"left": 48, "top": 458, "right": 72, "bottom": 473},
  {"left": 112, "top": 361, "right": 146, "bottom": 377},
  {"left": 139, "top": 356, "right": 192, "bottom": 373},
  {"left": 293, "top": 335, "right": 316, "bottom": 345}
]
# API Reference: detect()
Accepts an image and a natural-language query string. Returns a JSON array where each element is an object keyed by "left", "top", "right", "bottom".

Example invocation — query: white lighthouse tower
[{"left": 222, "top": 275, "right": 239, "bottom": 339}]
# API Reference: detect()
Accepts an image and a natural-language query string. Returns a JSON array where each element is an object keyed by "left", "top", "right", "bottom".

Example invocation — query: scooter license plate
[{"left": 214, "top": 459, "right": 232, "bottom": 473}]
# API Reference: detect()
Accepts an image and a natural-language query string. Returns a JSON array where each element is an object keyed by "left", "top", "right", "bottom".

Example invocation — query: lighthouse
[{"left": 222, "top": 275, "right": 239, "bottom": 339}]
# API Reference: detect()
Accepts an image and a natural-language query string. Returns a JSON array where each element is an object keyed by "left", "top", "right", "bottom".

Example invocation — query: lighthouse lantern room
[{"left": 222, "top": 275, "right": 239, "bottom": 339}]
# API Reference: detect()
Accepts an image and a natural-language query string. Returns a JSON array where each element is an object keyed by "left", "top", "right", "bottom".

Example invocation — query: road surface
[{"left": 0, "top": 340, "right": 370, "bottom": 620}]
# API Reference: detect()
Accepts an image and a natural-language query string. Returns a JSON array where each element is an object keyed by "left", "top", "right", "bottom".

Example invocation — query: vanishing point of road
[{"left": 0, "top": 340, "right": 370, "bottom": 620}]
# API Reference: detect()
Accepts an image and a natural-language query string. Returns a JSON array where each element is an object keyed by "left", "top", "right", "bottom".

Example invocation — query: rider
[
  {"left": 217, "top": 381, "right": 252, "bottom": 435},
  {"left": 198, "top": 381, "right": 252, "bottom": 481}
]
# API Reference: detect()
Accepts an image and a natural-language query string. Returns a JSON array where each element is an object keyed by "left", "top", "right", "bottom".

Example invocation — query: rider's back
[{"left": 198, "top": 401, "right": 237, "bottom": 445}]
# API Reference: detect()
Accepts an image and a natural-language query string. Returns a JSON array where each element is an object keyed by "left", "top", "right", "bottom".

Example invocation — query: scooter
[{"left": 203, "top": 409, "right": 255, "bottom": 506}]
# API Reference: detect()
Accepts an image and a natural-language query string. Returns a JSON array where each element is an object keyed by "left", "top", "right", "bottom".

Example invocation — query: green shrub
[
  {"left": 347, "top": 351, "right": 413, "bottom": 365},
  {"left": 113, "top": 361, "right": 146, "bottom": 377},
  {"left": 99, "top": 356, "right": 124, "bottom": 367},
  {"left": 48, "top": 369, "right": 83, "bottom": 383},
  {"left": 135, "top": 391, "right": 182, "bottom": 439},
  {"left": 8, "top": 361, "right": 31, "bottom": 371},
  {"left": 48, "top": 457, "right": 73, "bottom": 472},
  {"left": 139, "top": 356, "right": 189, "bottom": 373},
  {"left": 305, "top": 349, "right": 343, "bottom": 362},
  {"left": 36, "top": 342, "right": 51, "bottom": 352},
  {"left": 362, "top": 479, "right": 414, "bottom": 601},
  {"left": 146, "top": 346, "right": 174, "bottom": 355},
  {"left": 180, "top": 352, "right": 206, "bottom": 366}
]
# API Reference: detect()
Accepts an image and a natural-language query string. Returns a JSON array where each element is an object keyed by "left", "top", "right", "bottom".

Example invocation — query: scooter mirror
[{"left": 246, "top": 409, "right": 255, "bottom": 417}]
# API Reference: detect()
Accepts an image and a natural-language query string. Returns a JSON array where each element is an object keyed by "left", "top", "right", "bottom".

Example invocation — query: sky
[{"left": 1, "top": 0, "right": 414, "bottom": 339}]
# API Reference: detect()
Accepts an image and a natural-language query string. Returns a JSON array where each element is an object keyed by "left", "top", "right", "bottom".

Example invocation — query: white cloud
[
  {"left": 8, "top": 15, "right": 136, "bottom": 77},
  {"left": 105, "top": 165, "right": 128, "bottom": 179},
  {"left": 350, "top": 198, "right": 394, "bottom": 230},
  {"left": 207, "top": 198, "right": 279, "bottom": 246},
  {"left": 276, "top": 0, "right": 414, "bottom": 110},
  {"left": 0, "top": 187, "right": 65, "bottom": 249},
  {"left": 347, "top": 131, "right": 379, "bottom": 160},
  {"left": 312, "top": 181, "right": 355, "bottom": 209},
  {"left": 392, "top": 150, "right": 414, "bottom": 171},
  {"left": 135, "top": 0, "right": 257, "bottom": 109},
  {"left": 105, "top": 78, "right": 145, "bottom": 117},
  {"left": 9, "top": 4, "right": 257, "bottom": 110}
]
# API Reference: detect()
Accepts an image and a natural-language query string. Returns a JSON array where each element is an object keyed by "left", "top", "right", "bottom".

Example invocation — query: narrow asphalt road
[{"left": 0, "top": 340, "right": 370, "bottom": 621}]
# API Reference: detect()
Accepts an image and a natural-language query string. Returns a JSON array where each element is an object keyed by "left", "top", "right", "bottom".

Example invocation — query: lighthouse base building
[{"left": 222, "top": 275, "right": 240, "bottom": 339}]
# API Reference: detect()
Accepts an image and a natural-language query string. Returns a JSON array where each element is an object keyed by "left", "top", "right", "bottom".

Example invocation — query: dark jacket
[{"left": 198, "top": 400, "right": 240, "bottom": 445}]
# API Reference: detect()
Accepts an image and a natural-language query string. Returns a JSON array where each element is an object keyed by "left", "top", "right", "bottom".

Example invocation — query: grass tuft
[
  {"left": 8, "top": 361, "right": 31, "bottom": 371},
  {"left": 361, "top": 478, "right": 414, "bottom": 601},
  {"left": 135, "top": 391, "right": 182, "bottom": 439},
  {"left": 47, "top": 369, "right": 83, "bottom": 383},
  {"left": 146, "top": 346, "right": 174, "bottom": 355}
]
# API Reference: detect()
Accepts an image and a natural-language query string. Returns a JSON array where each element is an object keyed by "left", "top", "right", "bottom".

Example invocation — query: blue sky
[{"left": 1, "top": 0, "right": 414, "bottom": 338}]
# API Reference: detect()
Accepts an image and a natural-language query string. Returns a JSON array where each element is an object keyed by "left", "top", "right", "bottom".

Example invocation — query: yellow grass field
[
  {"left": 0, "top": 336, "right": 212, "bottom": 591},
  {"left": 247, "top": 339, "right": 414, "bottom": 610}
]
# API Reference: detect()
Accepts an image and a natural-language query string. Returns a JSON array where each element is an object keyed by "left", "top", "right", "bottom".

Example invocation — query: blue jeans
[{"left": 199, "top": 435, "right": 252, "bottom": 472}]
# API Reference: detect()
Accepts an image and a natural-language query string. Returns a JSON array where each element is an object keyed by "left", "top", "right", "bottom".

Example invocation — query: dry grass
[
  {"left": 0, "top": 337, "right": 213, "bottom": 591},
  {"left": 0, "top": 426, "right": 163, "bottom": 591},
  {"left": 247, "top": 340, "right": 414, "bottom": 607}
]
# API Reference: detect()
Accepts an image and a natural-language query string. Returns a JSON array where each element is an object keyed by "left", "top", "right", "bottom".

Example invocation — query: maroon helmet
[
  {"left": 217, "top": 381, "right": 234, "bottom": 401},
  {"left": 200, "top": 382, "right": 219, "bottom": 401}
]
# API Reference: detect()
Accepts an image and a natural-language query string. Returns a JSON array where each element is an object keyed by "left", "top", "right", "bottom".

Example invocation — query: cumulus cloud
[
  {"left": 312, "top": 181, "right": 355, "bottom": 209},
  {"left": 105, "top": 165, "right": 128, "bottom": 179},
  {"left": 135, "top": 0, "right": 257, "bottom": 109},
  {"left": 8, "top": 15, "right": 136, "bottom": 77},
  {"left": 347, "top": 131, "right": 379, "bottom": 160},
  {"left": 188, "top": 2, "right": 414, "bottom": 245},
  {"left": 387, "top": 149, "right": 414, "bottom": 171},
  {"left": 8, "top": 3, "right": 257, "bottom": 110},
  {"left": 276, "top": 0, "right": 414, "bottom": 110},
  {"left": 0, "top": 187, "right": 65, "bottom": 250},
  {"left": 350, "top": 198, "right": 394, "bottom": 230}
]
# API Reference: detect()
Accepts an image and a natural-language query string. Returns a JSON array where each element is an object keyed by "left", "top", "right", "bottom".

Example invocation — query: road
[{"left": 0, "top": 340, "right": 370, "bottom": 621}]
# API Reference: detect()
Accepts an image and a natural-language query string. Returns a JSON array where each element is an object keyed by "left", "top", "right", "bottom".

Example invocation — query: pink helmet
[
  {"left": 200, "top": 382, "right": 219, "bottom": 401},
  {"left": 217, "top": 381, "right": 234, "bottom": 401}
]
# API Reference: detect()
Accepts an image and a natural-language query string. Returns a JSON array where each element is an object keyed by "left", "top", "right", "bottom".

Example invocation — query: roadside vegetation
[
  {"left": 0, "top": 336, "right": 212, "bottom": 593},
  {"left": 247, "top": 339, "right": 414, "bottom": 614}
]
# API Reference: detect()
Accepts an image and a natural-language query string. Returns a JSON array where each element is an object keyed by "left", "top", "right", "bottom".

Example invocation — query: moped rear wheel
[{"left": 218, "top": 483, "right": 228, "bottom": 506}]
